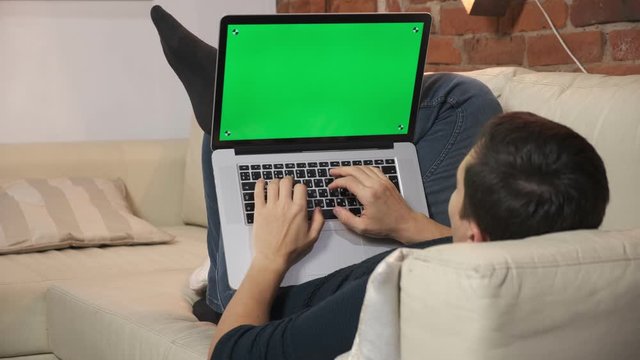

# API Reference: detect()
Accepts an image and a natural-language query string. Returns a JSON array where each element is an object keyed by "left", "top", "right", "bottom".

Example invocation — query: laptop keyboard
[{"left": 238, "top": 159, "right": 400, "bottom": 224}]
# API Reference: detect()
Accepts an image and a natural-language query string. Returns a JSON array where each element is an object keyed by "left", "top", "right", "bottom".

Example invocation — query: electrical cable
[{"left": 533, "top": 0, "right": 588, "bottom": 73}]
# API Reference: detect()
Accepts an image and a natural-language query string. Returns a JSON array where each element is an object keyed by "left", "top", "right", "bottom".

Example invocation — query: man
[
  {"left": 209, "top": 112, "right": 609, "bottom": 359},
  {"left": 149, "top": 6, "right": 609, "bottom": 360}
]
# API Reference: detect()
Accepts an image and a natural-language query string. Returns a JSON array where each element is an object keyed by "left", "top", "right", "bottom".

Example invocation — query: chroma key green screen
[{"left": 218, "top": 22, "right": 425, "bottom": 142}]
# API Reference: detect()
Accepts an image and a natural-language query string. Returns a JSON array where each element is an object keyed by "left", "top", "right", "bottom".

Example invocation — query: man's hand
[
  {"left": 252, "top": 177, "right": 325, "bottom": 271},
  {"left": 209, "top": 177, "right": 324, "bottom": 358},
  {"left": 329, "top": 167, "right": 451, "bottom": 244}
]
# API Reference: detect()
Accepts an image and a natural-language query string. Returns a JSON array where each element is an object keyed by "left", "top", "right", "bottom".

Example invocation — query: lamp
[{"left": 461, "top": 0, "right": 511, "bottom": 16}]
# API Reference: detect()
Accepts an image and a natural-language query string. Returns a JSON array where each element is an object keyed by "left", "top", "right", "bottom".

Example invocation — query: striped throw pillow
[{"left": 0, "top": 178, "right": 174, "bottom": 254}]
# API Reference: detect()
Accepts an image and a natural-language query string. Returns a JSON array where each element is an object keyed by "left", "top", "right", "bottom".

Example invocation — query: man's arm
[
  {"left": 329, "top": 166, "right": 451, "bottom": 244},
  {"left": 208, "top": 177, "right": 324, "bottom": 358},
  {"left": 208, "top": 259, "right": 284, "bottom": 357}
]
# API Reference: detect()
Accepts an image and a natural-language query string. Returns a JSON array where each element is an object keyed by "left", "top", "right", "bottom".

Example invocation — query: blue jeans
[{"left": 203, "top": 73, "right": 502, "bottom": 312}]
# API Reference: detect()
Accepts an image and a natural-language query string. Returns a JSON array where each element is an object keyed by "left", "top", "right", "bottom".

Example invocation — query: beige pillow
[{"left": 0, "top": 177, "right": 174, "bottom": 254}]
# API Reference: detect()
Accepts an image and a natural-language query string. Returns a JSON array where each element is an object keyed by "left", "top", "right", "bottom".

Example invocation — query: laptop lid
[{"left": 211, "top": 13, "right": 431, "bottom": 151}]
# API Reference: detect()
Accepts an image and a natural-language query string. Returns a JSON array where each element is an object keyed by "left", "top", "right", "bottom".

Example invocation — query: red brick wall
[{"left": 276, "top": 0, "right": 640, "bottom": 75}]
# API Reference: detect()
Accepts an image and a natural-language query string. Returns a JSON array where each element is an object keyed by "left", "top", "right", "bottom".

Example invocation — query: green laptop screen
[{"left": 218, "top": 22, "right": 425, "bottom": 142}]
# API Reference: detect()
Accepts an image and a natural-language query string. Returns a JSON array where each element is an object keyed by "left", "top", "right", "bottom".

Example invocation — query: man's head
[{"left": 449, "top": 112, "right": 609, "bottom": 243}]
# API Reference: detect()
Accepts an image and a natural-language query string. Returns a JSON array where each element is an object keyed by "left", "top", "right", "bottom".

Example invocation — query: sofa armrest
[{"left": 399, "top": 229, "right": 640, "bottom": 360}]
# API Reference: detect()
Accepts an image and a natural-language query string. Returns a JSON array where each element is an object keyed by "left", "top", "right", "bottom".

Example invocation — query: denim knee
[
  {"left": 414, "top": 73, "right": 502, "bottom": 225},
  {"left": 421, "top": 73, "right": 502, "bottom": 115}
]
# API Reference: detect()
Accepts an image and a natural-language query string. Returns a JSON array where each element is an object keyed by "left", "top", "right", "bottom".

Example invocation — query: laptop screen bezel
[{"left": 211, "top": 13, "right": 432, "bottom": 150}]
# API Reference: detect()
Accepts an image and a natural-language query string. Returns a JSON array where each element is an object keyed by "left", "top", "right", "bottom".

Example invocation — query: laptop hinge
[{"left": 234, "top": 142, "right": 393, "bottom": 156}]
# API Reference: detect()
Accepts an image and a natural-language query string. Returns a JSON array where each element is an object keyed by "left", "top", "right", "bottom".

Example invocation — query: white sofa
[
  {"left": 1, "top": 67, "right": 639, "bottom": 360},
  {"left": 0, "top": 139, "right": 214, "bottom": 360}
]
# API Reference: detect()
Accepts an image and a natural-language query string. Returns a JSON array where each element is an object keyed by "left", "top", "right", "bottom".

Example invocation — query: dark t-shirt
[{"left": 212, "top": 237, "right": 452, "bottom": 360}]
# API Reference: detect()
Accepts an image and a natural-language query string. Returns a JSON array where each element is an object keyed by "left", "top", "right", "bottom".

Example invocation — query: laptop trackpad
[{"left": 280, "top": 228, "right": 398, "bottom": 286}]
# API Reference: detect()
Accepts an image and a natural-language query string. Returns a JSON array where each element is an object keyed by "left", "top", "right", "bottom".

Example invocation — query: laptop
[{"left": 211, "top": 13, "right": 432, "bottom": 288}]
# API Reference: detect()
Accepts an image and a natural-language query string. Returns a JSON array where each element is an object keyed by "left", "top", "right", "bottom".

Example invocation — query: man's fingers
[
  {"left": 330, "top": 166, "right": 376, "bottom": 185},
  {"left": 292, "top": 182, "right": 307, "bottom": 205},
  {"left": 327, "top": 176, "right": 363, "bottom": 197},
  {"left": 330, "top": 166, "right": 364, "bottom": 178},
  {"left": 267, "top": 179, "right": 280, "bottom": 204},
  {"left": 362, "top": 165, "right": 387, "bottom": 180},
  {"left": 333, "top": 206, "right": 364, "bottom": 234},
  {"left": 255, "top": 179, "right": 265, "bottom": 208},
  {"left": 308, "top": 207, "right": 325, "bottom": 241},
  {"left": 279, "top": 176, "right": 294, "bottom": 201}
]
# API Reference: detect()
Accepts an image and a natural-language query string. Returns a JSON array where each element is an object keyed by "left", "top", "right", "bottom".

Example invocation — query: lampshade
[{"left": 461, "top": 0, "right": 510, "bottom": 16}]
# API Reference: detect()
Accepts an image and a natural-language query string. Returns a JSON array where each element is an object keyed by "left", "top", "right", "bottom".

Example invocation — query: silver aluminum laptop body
[{"left": 211, "top": 13, "right": 432, "bottom": 288}]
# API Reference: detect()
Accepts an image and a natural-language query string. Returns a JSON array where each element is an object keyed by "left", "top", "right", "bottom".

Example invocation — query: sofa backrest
[
  {"left": 463, "top": 67, "right": 640, "bottom": 230},
  {"left": 0, "top": 140, "right": 187, "bottom": 226},
  {"left": 6, "top": 67, "right": 632, "bottom": 230},
  {"left": 400, "top": 227, "right": 640, "bottom": 360},
  {"left": 183, "top": 68, "right": 640, "bottom": 230}
]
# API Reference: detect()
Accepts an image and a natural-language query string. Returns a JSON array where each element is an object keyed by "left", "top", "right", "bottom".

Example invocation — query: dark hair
[{"left": 461, "top": 112, "right": 609, "bottom": 241}]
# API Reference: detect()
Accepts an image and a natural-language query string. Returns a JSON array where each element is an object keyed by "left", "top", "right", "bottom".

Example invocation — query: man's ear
[{"left": 468, "top": 220, "right": 490, "bottom": 243}]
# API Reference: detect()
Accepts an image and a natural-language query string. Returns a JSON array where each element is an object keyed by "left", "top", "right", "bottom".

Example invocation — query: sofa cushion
[
  {"left": 450, "top": 66, "right": 532, "bottom": 101},
  {"left": 400, "top": 228, "right": 640, "bottom": 360},
  {"left": 0, "top": 226, "right": 206, "bottom": 358},
  {"left": 0, "top": 177, "right": 174, "bottom": 255},
  {"left": 47, "top": 270, "right": 214, "bottom": 360}
]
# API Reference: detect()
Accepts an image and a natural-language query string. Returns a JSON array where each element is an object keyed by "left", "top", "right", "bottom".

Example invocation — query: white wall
[{"left": 0, "top": 0, "right": 274, "bottom": 144}]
